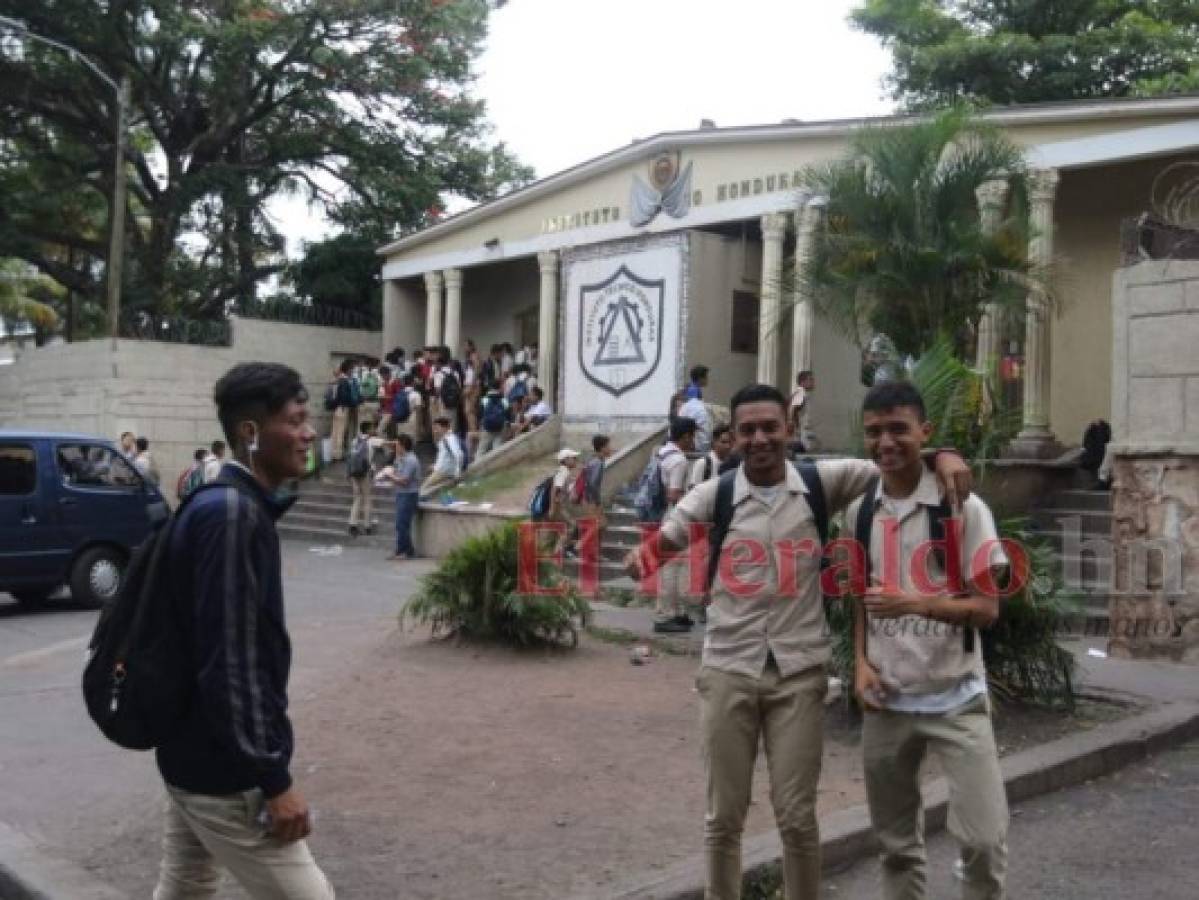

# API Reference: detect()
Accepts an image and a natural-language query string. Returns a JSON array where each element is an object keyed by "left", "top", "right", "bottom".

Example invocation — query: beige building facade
[{"left": 379, "top": 97, "right": 1199, "bottom": 451}]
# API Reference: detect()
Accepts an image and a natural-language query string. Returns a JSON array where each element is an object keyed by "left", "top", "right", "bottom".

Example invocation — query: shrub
[{"left": 401, "top": 522, "right": 590, "bottom": 648}]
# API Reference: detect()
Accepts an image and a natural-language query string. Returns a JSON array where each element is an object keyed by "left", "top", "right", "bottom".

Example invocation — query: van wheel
[{"left": 70, "top": 547, "right": 125, "bottom": 609}]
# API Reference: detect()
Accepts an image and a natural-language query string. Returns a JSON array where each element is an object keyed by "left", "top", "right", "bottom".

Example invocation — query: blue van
[{"left": 0, "top": 432, "right": 167, "bottom": 608}]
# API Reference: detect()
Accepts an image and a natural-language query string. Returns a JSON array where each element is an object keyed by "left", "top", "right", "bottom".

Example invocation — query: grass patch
[
  {"left": 451, "top": 466, "right": 532, "bottom": 502},
  {"left": 584, "top": 624, "right": 699, "bottom": 657}
]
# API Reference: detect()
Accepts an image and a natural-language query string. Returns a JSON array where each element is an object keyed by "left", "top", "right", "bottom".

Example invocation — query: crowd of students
[{"left": 323, "top": 340, "right": 546, "bottom": 467}]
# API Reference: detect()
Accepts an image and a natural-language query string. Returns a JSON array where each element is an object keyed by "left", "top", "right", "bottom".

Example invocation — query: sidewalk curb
[
  {"left": 580, "top": 699, "right": 1199, "bottom": 900},
  {"left": 0, "top": 821, "right": 125, "bottom": 900}
]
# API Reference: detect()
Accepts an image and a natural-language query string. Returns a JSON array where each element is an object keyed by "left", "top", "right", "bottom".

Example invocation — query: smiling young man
[
  {"left": 153, "top": 363, "right": 333, "bottom": 899},
  {"left": 626, "top": 383, "right": 972, "bottom": 900},
  {"left": 847, "top": 381, "right": 1009, "bottom": 900}
]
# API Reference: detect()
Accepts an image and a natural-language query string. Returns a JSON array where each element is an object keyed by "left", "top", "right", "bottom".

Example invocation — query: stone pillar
[
  {"left": 1012, "top": 169, "right": 1060, "bottom": 455},
  {"left": 382, "top": 279, "right": 400, "bottom": 358},
  {"left": 423, "top": 271, "right": 443, "bottom": 348},
  {"left": 790, "top": 202, "right": 821, "bottom": 376},
  {"left": 974, "top": 179, "right": 1010, "bottom": 370},
  {"left": 537, "top": 251, "right": 559, "bottom": 401},
  {"left": 443, "top": 268, "right": 463, "bottom": 356},
  {"left": 758, "top": 212, "right": 788, "bottom": 386}
]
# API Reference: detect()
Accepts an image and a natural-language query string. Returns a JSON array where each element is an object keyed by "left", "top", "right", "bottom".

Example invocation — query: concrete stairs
[
  {"left": 277, "top": 443, "right": 437, "bottom": 550},
  {"left": 1027, "top": 488, "right": 1114, "bottom": 621},
  {"left": 564, "top": 493, "right": 646, "bottom": 594}
]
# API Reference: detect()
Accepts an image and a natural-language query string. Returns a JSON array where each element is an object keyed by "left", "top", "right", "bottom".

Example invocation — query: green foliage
[
  {"left": 800, "top": 108, "right": 1038, "bottom": 360},
  {"left": 0, "top": 1, "right": 533, "bottom": 321},
  {"left": 288, "top": 233, "right": 381, "bottom": 317},
  {"left": 0, "top": 258, "right": 61, "bottom": 336},
  {"left": 852, "top": 0, "right": 1199, "bottom": 109},
  {"left": 402, "top": 522, "right": 590, "bottom": 649}
]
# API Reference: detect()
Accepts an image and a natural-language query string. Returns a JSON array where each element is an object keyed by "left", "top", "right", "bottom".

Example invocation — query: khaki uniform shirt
[
  {"left": 660, "top": 459, "right": 878, "bottom": 678},
  {"left": 846, "top": 469, "right": 1007, "bottom": 697}
]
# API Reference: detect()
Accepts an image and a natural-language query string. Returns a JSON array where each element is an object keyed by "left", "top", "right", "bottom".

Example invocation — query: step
[
  {"left": 1029, "top": 509, "right": 1113, "bottom": 536},
  {"left": 1039, "top": 489, "right": 1112, "bottom": 513},
  {"left": 277, "top": 523, "right": 392, "bottom": 549},
  {"left": 600, "top": 524, "right": 649, "bottom": 548},
  {"left": 564, "top": 558, "right": 631, "bottom": 584},
  {"left": 285, "top": 510, "right": 395, "bottom": 534}
]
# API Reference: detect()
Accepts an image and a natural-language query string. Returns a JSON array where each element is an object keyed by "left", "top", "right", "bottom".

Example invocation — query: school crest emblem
[{"left": 578, "top": 264, "right": 664, "bottom": 397}]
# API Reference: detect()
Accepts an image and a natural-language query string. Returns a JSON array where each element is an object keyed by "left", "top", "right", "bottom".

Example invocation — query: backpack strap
[
  {"left": 794, "top": 460, "right": 828, "bottom": 549},
  {"left": 928, "top": 498, "right": 975, "bottom": 653},
  {"left": 854, "top": 475, "right": 881, "bottom": 582},
  {"left": 706, "top": 468, "right": 738, "bottom": 590}
]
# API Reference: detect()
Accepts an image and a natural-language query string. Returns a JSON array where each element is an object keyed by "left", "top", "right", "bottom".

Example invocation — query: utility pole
[
  {"left": 106, "top": 75, "right": 130, "bottom": 349},
  {"left": 0, "top": 15, "right": 128, "bottom": 347}
]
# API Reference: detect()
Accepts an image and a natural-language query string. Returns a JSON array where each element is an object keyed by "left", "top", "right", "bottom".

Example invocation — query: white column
[
  {"left": 974, "top": 179, "right": 1010, "bottom": 370},
  {"left": 423, "top": 271, "right": 443, "bottom": 347},
  {"left": 757, "top": 212, "right": 788, "bottom": 386},
  {"left": 790, "top": 202, "right": 821, "bottom": 375},
  {"left": 442, "top": 268, "right": 463, "bottom": 355},
  {"left": 1015, "top": 168, "right": 1060, "bottom": 450},
  {"left": 537, "top": 251, "right": 559, "bottom": 402},
  {"left": 382, "top": 279, "right": 400, "bottom": 358}
]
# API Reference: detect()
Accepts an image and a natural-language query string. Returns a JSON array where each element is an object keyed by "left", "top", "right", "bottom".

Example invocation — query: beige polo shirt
[
  {"left": 845, "top": 468, "right": 1008, "bottom": 697},
  {"left": 660, "top": 458, "right": 878, "bottom": 678}
]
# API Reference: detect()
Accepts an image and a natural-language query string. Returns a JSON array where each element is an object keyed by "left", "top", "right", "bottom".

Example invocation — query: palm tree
[
  {"left": 0, "top": 259, "right": 61, "bottom": 340},
  {"left": 799, "top": 107, "right": 1041, "bottom": 361}
]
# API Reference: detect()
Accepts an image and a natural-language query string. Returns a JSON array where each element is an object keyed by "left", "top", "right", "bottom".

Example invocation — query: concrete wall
[
  {"left": 1051, "top": 152, "right": 1199, "bottom": 446},
  {"left": 0, "top": 317, "right": 381, "bottom": 493},
  {"left": 382, "top": 277, "right": 425, "bottom": 358},
  {"left": 1108, "top": 260, "right": 1199, "bottom": 661},
  {"left": 460, "top": 257, "right": 539, "bottom": 353}
]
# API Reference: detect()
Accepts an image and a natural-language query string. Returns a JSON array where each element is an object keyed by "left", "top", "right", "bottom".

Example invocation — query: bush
[{"left": 401, "top": 522, "right": 590, "bottom": 648}]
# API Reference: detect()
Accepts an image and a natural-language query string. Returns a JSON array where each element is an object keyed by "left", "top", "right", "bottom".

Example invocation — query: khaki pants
[
  {"left": 655, "top": 556, "right": 687, "bottom": 620},
  {"left": 698, "top": 662, "right": 826, "bottom": 900},
  {"left": 349, "top": 475, "right": 373, "bottom": 528},
  {"left": 863, "top": 695, "right": 1008, "bottom": 900},
  {"left": 329, "top": 408, "right": 350, "bottom": 461},
  {"left": 153, "top": 786, "right": 333, "bottom": 900}
]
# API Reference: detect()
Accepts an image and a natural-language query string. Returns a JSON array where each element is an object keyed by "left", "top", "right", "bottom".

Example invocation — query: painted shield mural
[{"left": 578, "top": 264, "right": 664, "bottom": 397}]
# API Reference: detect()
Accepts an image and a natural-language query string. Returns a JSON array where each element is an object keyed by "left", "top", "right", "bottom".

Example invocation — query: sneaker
[
  {"left": 674, "top": 613, "right": 694, "bottom": 627},
  {"left": 653, "top": 618, "right": 692, "bottom": 634}
]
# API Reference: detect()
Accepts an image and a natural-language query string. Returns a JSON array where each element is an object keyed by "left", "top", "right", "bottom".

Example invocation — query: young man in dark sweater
[{"left": 153, "top": 363, "right": 333, "bottom": 899}]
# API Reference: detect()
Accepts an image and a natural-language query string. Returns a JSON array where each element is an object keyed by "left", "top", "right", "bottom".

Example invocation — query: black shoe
[
  {"left": 674, "top": 613, "right": 694, "bottom": 627},
  {"left": 654, "top": 618, "right": 692, "bottom": 634},
  {"left": 349, "top": 525, "right": 360, "bottom": 537}
]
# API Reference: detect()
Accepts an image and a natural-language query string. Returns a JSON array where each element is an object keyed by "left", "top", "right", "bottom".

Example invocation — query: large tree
[
  {"left": 852, "top": 0, "right": 1199, "bottom": 109},
  {"left": 0, "top": 0, "right": 531, "bottom": 327}
]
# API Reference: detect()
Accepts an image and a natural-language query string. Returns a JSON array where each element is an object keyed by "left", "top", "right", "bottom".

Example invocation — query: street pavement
[
  {"left": 0, "top": 540, "right": 433, "bottom": 896},
  {"left": 823, "top": 738, "right": 1199, "bottom": 898}
]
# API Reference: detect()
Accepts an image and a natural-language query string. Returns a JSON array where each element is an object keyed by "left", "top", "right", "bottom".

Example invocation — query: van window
[
  {"left": 0, "top": 444, "right": 36, "bottom": 495},
  {"left": 56, "top": 444, "right": 141, "bottom": 489}
]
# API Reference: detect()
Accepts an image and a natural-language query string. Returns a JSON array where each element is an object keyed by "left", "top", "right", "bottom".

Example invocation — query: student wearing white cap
[{"left": 550, "top": 448, "right": 581, "bottom": 556}]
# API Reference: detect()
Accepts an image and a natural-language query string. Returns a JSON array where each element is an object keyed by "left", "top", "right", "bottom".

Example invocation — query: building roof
[{"left": 378, "top": 94, "right": 1199, "bottom": 259}]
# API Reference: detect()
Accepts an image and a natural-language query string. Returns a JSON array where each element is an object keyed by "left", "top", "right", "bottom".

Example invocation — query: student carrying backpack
[
  {"left": 440, "top": 369, "right": 462, "bottom": 409},
  {"left": 507, "top": 377, "right": 528, "bottom": 406},
  {"left": 360, "top": 369, "right": 380, "bottom": 402},
  {"left": 82, "top": 478, "right": 242, "bottom": 750},
  {"left": 633, "top": 445, "right": 683, "bottom": 522},
  {"left": 528, "top": 475, "right": 554, "bottom": 520},
  {"left": 347, "top": 434, "right": 372, "bottom": 478},
  {"left": 481, "top": 394, "right": 507, "bottom": 433},
  {"left": 392, "top": 386, "right": 412, "bottom": 423}
]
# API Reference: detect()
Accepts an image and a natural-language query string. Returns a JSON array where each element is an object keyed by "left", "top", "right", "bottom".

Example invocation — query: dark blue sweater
[{"left": 155, "top": 464, "right": 296, "bottom": 799}]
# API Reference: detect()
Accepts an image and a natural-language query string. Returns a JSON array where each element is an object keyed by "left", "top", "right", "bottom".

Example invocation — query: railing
[
  {"left": 117, "top": 310, "right": 232, "bottom": 346},
  {"left": 234, "top": 301, "right": 382, "bottom": 331}
]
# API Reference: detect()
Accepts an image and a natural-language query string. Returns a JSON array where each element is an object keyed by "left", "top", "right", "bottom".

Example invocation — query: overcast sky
[{"left": 276, "top": 0, "right": 895, "bottom": 253}]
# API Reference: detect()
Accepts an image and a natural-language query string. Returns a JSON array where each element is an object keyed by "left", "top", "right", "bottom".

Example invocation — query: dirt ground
[{"left": 288, "top": 626, "right": 1129, "bottom": 900}]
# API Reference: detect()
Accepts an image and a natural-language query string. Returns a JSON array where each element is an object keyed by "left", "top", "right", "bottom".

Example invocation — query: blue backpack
[
  {"left": 482, "top": 396, "right": 507, "bottom": 433},
  {"left": 528, "top": 476, "right": 554, "bottom": 520},
  {"left": 348, "top": 377, "right": 362, "bottom": 407},
  {"left": 633, "top": 448, "right": 679, "bottom": 523},
  {"left": 507, "top": 378, "right": 528, "bottom": 405},
  {"left": 391, "top": 389, "right": 411, "bottom": 423}
]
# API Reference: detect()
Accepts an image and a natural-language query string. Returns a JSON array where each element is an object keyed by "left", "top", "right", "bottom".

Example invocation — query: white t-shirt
[
  {"left": 552, "top": 464, "right": 575, "bottom": 492},
  {"left": 658, "top": 444, "right": 688, "bottom": 505},
  {"left": 529, "top": 400, "right": 552, "bottom": 418}
]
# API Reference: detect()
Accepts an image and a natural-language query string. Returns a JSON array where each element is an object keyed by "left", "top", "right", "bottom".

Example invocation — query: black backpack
[
  {"left": 82, "top": 479, "right": 244, "bottom": 750},
  {"left": 440, "top": 371, "right": 462, "bottom": 409},
  {"left": 707, "top": 460, "right": 827, "bottom": 590}
]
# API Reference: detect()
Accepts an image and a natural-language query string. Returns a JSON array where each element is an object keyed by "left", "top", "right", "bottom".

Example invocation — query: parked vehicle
[{"left": 0, "top": 432, "right": 167, "bottom": 608}]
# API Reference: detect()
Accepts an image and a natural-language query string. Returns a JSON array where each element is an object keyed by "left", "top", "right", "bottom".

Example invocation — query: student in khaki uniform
[
  {"left": 626, "top": 383, "right": 971, "bottom": 900},
  {"left": 849, "top": 382, "right": 1009, "bottom": 900},
  {"left": 653, "top": 416, "right": 697, "bottom": 633}
]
